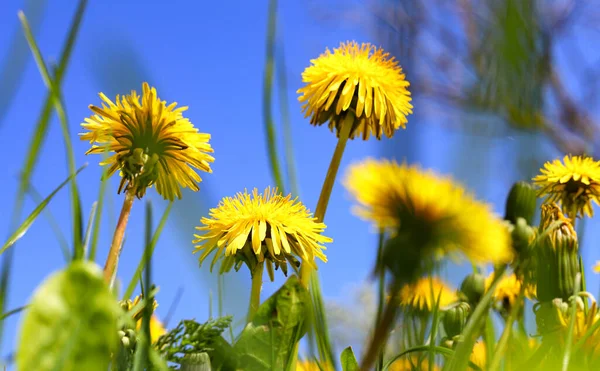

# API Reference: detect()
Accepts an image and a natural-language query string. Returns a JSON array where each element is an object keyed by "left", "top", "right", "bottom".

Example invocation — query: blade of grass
[
  {"left": 24, "top": 184, "right": 70, "bottom": 262},
  {"left": 561, "top": 273, "right": 581, "bottom": 371},
  {"left": 428, "top": 281, "right": 443, "bottom": 371},
  {"left": 122, "top": 202, "right": 173, "bottom": 300},
  {"left": 382, "top": 345, "right": 482, "bottom": 371},
  {"left": 0, "top": 305, "right": 28, "bottom": 322},
  {"left": 132, "top": 200, "right": 154, "bottom": 371},
  {"left": 0, "top": 165, "right": 86, "bottom": 256},
  {"left": 309, "top": 273, "right": 336, "bottom": 368},
  {"left": 262, "top": 0, "right": 285, "bottom": 192},
  {"left": 444, "top": 266, "right": 506, "bottom": 371},
  {"left": 275, "top": 37, "right": 298, "bottom": 197},
  {"left": 88, "top": 150, "right": 110, "bottom": 262},
  {"left": 82, "top": 202, "right": 97, "bottom": 260},
  {"left": 375, "top": 231, "right": 385, "bottom": 371},
  {"left": 19, "top": 10, "right": 84, "bottom": 259},
  {"left": 0, "top": 0, "right": 87, "bottom": 350}
]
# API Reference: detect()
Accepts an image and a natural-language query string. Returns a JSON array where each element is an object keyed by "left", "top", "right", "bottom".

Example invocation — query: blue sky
[{"left": 1, "top": 0, "right": 600, "bottom": 365}]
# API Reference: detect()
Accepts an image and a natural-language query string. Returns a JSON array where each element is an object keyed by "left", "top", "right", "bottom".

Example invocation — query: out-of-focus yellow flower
[
  {"left": 470, "top": 341, "right": 487, "bottom": 369},
  {"left": 193, "top": 187, "right": 331, "bottom": 280},
  {"left": 81, "top": 82, "right": 214, "bottom": 200},
  {"left": 124, "top": 295, "right": 166, "bottom": 344},
  {"left": 343, "top": 158, "right": 513, "bottom": 264},
  {"left": 533, "top": 155, "right": 600, "bottom": 218},
  {"left": 399, "top": 276, "right": 457, "bottom": 312},
  {"left": 297, "top": 41, "right": 412, "bottom": 140},
  {"left": 296, "top": 360, "right": 334, "bottom": 371},
  {"left": 485, "top": 272, "right": 534, "bottom": 307},
  {"left": 593, "top": 261, "right": 600, "bottom": 273},
  {"left": 388, "top": 357, "right": 439, "bottom": 371}
]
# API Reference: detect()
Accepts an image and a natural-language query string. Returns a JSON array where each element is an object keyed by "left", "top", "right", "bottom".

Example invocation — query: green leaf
[
  {"left": 233, "top": 275, "right": 309, "bottom": 371},
  {"left": 16, "top": 261, "right": 119, "bottom": 371},
  {"left": 0, "top": 165, "right": 86, "bottom": 256},
  {"left": 340, "top": 346, "right": 359, "bottom": 371}
]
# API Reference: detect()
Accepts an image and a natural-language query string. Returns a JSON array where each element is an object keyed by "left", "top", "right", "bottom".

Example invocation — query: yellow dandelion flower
[
  {"left": 399, "top": 276, "right": 457, "bottom": 311},
  {"left": 485, "top": 272, "right": 528, "bottom": 307},
  {"left": 388, "top": 357, "right": 439, "bottom": 371},
  {"left": 124, "top": 295, "right": 166, "bottom": 344},
  {"left": 297, "top": 41, "right": 413, "bottom": 140},
  {"left": 533, "top": 155, "right": 600, "bottom": 218},
  {"left": 193, "top": 187, "right": 331, "bottom": 280},
  {"left": 343, "top": 158, "right": 513, "bottom": 264},
  {"left": 80, "top": 82, "right": 214, "bottom": 201},
  {"left": 470, "top": 341, "right": 487, "bottom": 369}
]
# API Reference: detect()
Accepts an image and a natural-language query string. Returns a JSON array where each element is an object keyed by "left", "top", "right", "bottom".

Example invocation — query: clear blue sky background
[{"left": 1, "top": 0, "right": 600, "bottom": 366}]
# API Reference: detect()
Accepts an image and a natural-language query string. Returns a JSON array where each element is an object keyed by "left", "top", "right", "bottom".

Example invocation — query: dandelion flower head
[
  {"left": 298, "top": 41, "right": 413, "bottom": 140},
  {"left": 80, "top": 82, "right": 214, "bottom": 201},
  {"left": 193, "top": 187, "right": 331, "bottom": 281},
  {"left": 533, "top": 155, "right": 600, "bottom": 218},
  {"left": 399, "top": 276, "right": 457, "bottom": 312},
  {"left": 344, "top": 158, "right": 513, "bottom": 264}
]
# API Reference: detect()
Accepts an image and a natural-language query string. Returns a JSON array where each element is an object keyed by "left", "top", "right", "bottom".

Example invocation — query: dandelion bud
[
  {"left": 512, "top": 217, "right": 536, "bottom": 256},
  {"left": 443, "top": 302, "right": 470, "bottom": 339},
  {"left": 505, "top": 181, "right": 537, "bottom": 225},
  {"left": 536, "top": 204, "right": 580, "bottom": 302},
  {"left": 460, "top": 273, "right": 486, "bottom": 305}
]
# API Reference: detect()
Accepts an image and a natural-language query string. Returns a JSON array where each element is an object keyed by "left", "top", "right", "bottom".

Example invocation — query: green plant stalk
[
  {"left": 360, "top": 281, "right": 401, "bottom": 370},
  {"left": 487, "top": 285, "right": 526, "bottom": 371},
  {"left": 275, "top": 40, "right": 299, "bottom": 197},
  {"left": 562, "top": 273, "right": 582, "bottom": 371},
  {"left": 375, "top": 231, "right": 385, "bottom": 371},
  {"left": 123, "top": 202, "right": 173, "bottom": 300},
  {"left": 262, "top": 0, "right": 285, "bottom": 193},
  {"left": 444, "top": 266, "right": 507, "bottom": 371},
  {"left": 89, "top": 149, "right": 111, "bottom": 261},
  {"left": 300, "top": 113, "right": 354, "bottom": 286},
  {"left": 247, "top": 261, "right": 264, "bottom": 322},
  {"left": 103, "top": 189, "right": 135, "bottom": 283}
]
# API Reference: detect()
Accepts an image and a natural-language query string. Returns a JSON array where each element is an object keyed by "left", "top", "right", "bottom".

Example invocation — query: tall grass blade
[
  {"left": 0, "top": 0, "right": 87, "bottom": 349},
  {"left": 309, "top": 273, "right": 336, "bottom": 368},
  {"left": 275, "top": 39, "right": 299, "bottom": 196},
  {"left": 19, "top": 10, "right": 84, "bottom": 259},
  {"left": 89, "top": 150, "right": 110, "bottom": 262},
  {"left": 82, "top": 202, "right": 98, "bottom": 260},
  {"left": 123, "top": 202, "right": 173, "bottom": 300},
  {"left": 0, "top": 165, "right": 86, "bottom": 257},
  {"left": 262, "top": 0, "right": 285, "bottom": 192}
]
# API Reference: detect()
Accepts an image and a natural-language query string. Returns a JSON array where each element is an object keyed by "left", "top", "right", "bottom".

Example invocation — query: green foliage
[
  {"left": 340, "top": 346, "right": 359, "bottom": 371},
  {"left": 16, "top": 261, "right": 119, "bottom": 371},
  {"left": 233, "top": 275, "right": 309, "bottom": 371},
  {"left": 156, "top": 316, "right": 232, "bottom": 369}
]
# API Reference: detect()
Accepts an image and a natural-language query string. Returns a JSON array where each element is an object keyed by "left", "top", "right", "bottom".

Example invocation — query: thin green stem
[
  {"left": 103, "top": 190, "right": 135, "bottom": 283},
  {"left": 375, "top": 231, "right": 385, "bottom": 371},
  {"left": 300, "top": 114, "right": 354, "bottom": 286},
  {"left": 562, "top": 273, "right": 582, "bottom": 371},
  {"left": 247, "top": 261, "right": 264, "bottom": 322},
  {"left": 487, "top": 285, "right": 526, "bottom": 371},
  {"left": 262, "top": 0, "right": 285, "bottom": 193}
]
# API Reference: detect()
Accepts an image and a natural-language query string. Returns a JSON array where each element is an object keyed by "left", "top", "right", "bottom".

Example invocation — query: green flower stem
[
  {"left": 103, "top": 189, "right": 135, "bottom": 283},
  {"left": 487, "top": 285, "right": 526, "bottom": 371},
  {"left": 375, "top": 230, "right": 386, "bottom": 370},
  {"left": 247, "top": 261, "right": 264, "bottom": 322},
  {"left": 300, "top": 113, "right": 354, "bottom": 286},
  {"left": 360, "top": 282, "right": 401, "bottom": 371}
]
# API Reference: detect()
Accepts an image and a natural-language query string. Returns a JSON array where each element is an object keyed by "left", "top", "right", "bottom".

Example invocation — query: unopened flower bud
[
  {"left": 536, "top": 204, "right": 580, "bottom": 301},
  {"left": 460, "top": 273, "right": 486, "bottom": 305},
  {"left": 505, "top": 181, "right": 537, "bottom": 225},
  {"left": 443, "top": 302, "right": 470, "bottom": 339}
]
